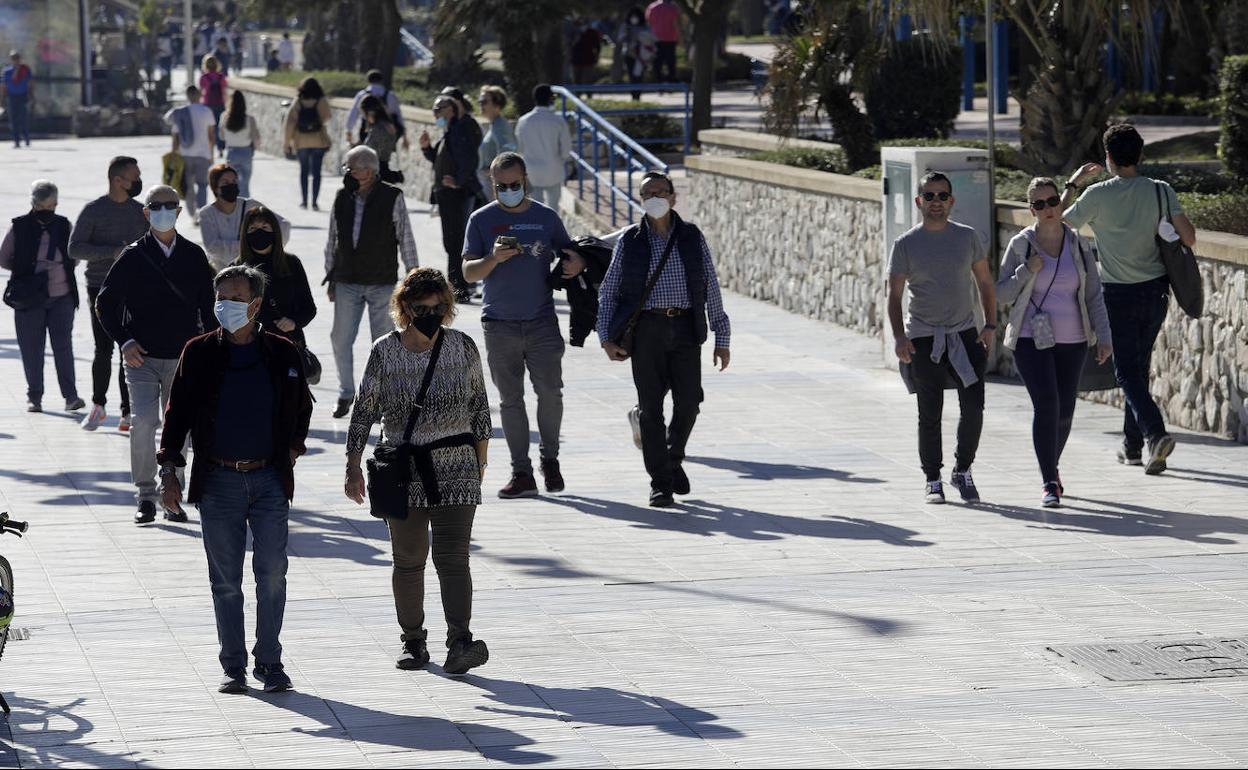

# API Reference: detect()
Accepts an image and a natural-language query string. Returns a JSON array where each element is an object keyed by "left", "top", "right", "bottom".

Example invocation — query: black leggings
[
  {"left": 1012, "top": 339, "right": 1087, "bottom": 483},
  {"left": 910, "top": 330, "right": 987, "bottom": 481},
  {"left": 86, "top": 286, "right": 129, "bottom": 412}
]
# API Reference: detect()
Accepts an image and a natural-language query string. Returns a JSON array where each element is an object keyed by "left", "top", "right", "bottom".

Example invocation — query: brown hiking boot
[{"left": 498, "top": 473, "right": 539, "bottom": 499}]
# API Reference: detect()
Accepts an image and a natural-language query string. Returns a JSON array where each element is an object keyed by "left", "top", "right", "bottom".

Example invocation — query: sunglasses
[
  {"left": 409, "top": 303, "right": 449, "bottom": 318},
  {"left": 147, "top": 201, "right": 179, "bottom": 211},
  {"left": 1030, "top": 196, "right": 1062, "bottom": 211},
  {"left": 495, "top": 181, "right": 523, "bottom": 192},
  {"left": 920, "top": 191, "right": 951, "bottom": 202}
]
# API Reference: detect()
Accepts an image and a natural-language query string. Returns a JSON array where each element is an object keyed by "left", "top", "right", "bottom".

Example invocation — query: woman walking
[
  {"left": 360, "top": 95, "right": 400, "bottom": 183},
  {"left": 344, "top": 268, "right": 492, "bottom": 675},
  {"left": 220, "top": 91, "right": 259, "bottom": 196},
  {"left": 0, "top": 180, "right": 84, "bottom": 413},
  {"left": 198, "top": 162, "right": 290, "bottom": 270},
  {"left": 284, "top": 77, "right": 332, "bottom": 210},
  {"left": 476, "top": 86, "right": 516, "bottom": 193},
  {"left": 198, "top": 54, "right": 228, "bottom": 153},
  {"left": 997, "top": 177, "right": 1113, "bottom": 508},
  {"left": 234, "top": 206, "right": 316, "bottom": 347}
]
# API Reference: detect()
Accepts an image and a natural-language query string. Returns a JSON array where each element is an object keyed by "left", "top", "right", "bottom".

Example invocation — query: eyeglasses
[
  {"left": 147, "top": 201, "right": 179, "bottom": 211},
  {"left": 494, "top": 181, "right": 523, "bottom": 192},
  {"left": 1030, "top": 196, "right": 1062, "bottom": 211},
  {"left": 920, "top": 191, "right": 952, "bottom": 202},
  {"left": 409, "top": 303, "right": 448, "bottom": 318},
  {"left": 640, "top": 190, "right": 672, "bottom": 200}
]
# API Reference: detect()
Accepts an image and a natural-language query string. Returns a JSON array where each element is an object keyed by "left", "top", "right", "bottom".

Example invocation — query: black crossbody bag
[
  {"left": 365, "top": 331, "right": 444, "bottom": 518},
  {"left": 612, "top": 224, "right": 679, "bottom": 355}
]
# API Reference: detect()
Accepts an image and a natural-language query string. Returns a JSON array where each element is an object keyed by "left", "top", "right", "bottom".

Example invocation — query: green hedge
[
  {"left": 1143, "top": 131, "right": 1220, "bottom": 161},
  {"left": 581, "top": 98, "right": 684, "bottom": 154},
  {"left": 864, "top": 40, "right": 963, "bottom": 140},
  {"left": 1220, "top": 55, "right": 1248, "bottom": 180},
  {"left": 879, "top": 138, "right": 1027, "bottom": 171},
  {"left": 1117, "top": 91, "right": 1219, "bottom": 117},
  {"left": 747, "top": 147, "right": 851, "bottom": 175},
  {"left": 262, "top": 69, "right": 439, "bottom": 108}
]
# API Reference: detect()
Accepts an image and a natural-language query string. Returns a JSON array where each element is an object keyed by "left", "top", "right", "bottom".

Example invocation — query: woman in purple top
[{"left": 997, "top": 177, "right": 1113, "bottom": 508}]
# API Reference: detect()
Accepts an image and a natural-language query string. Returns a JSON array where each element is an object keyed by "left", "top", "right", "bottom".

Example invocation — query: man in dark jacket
[
  {"left": 420, "top": 94, "right": 483, "bottom": 301},
  {"left": 158, "top": 265, "right": 313, "bottom": 696},
  {"left": 95, "top": 184, "right": 218, "bottom": 525}
]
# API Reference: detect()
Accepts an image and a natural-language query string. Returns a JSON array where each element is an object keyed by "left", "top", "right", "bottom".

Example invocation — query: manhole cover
[{"left": 1048, "top": 638, "right": 1248, "bottom": 681}]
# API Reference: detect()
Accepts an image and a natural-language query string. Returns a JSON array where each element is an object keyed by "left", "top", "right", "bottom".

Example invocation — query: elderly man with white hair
[
  {"left": 324, "top": 145, "right": 419, "bottom": 418},
  {"left": 0, "top": 179, "right": 84, "bottom": 413},
  {"left": 96, "top": 184, "right": 218, "bottom": 525}
]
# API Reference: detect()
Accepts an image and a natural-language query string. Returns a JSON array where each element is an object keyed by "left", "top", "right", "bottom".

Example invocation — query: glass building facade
[{"left": 0, "top": 0, "right": 84, "bottom": 120}]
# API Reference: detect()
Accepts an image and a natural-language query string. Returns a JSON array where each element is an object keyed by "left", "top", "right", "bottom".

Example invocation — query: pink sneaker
[
  {"left": 81, "top": 404, "right": 106, "bottom": 431},
  {"left": 118, "top": 413, "right": 131, "bottom": 433}
]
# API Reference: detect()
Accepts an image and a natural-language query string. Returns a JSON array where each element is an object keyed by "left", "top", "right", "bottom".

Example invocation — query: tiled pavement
[{"left": 0, "top": 137, "right": 1246, "bottom": 768}]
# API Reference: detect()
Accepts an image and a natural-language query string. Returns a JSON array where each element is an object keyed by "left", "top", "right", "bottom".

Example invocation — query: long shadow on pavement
[
  {"left": 0, "top": 468, "right": 134, "bottom": 507},
  {"left": 685, "top": 455, "right": 885, "bottom": 483},
  {"left": 1163, "top": 466, "right": 1248, "bottom": 490},
  {"left": 975, "top": 496, "right": 1247, "bottom": 545},
  {"left": 4, "top": 695, "right": 145, "bottom": 768}
]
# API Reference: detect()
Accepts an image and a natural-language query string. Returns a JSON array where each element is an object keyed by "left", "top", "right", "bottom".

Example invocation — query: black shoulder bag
[
  {"left": 612, "top": 224, "right": 678, "bottom": 355},
  {"left": 1154, "top": 181, "right": 1203, "bottom": 319},
  {"left": 365, "top": 331, "right": 445, "bottom": 519}
]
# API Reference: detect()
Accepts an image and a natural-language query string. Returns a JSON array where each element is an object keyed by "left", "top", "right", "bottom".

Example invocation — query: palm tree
[{"left": 674, "top": 0, "right": 737, "bottom": 143}]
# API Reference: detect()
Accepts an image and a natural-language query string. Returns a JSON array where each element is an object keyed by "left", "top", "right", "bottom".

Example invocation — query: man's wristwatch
[{"left": 1064, "top": 181, "right": 1079, "bottom": 191}]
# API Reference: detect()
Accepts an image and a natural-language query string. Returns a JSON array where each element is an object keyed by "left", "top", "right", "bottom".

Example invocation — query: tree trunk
[
  {"left": 689, "top": 8, "right": 726, "bottom": 142},
  {"left": 500, "top": 23, "right": 541, "bottom": 114},
  {"left": 539, "top": 23, "right": 565, "bottom": 88},
  {"left": 374, "top": 0, "right": 402, "bottom": 84},
  {"left": 302, "top": 7, "right": 333, "bottom": 71},
  {"left": 334, "top": 3, "right": 358, "bottom": 71},
  {"left": 821, "top": 85, "right": 876, "bottom": 171}
]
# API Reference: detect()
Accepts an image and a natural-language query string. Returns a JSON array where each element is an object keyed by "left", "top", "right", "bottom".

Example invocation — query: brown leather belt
[
  {"left": 647, "top": 307, "right": 689, "bottom": 317},
  {"left": 210, "top": 457, "right": 269, "bottom": 472}
]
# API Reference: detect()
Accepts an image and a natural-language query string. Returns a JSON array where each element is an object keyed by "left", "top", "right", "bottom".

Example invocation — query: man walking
[
  {"left": 70, "top": 156, "right": 149, "bottom": 432},
  {"left": 324, "top": 146, "right": 419, "bottom": 418},
  {"left": 1, "top": 51, "right": 34, "bottom": 148},
  {"left": 158, "top": 265, "right": 312, "bottom": 695},
  {"left": 1062, "top": 124, "right": 1196, "bottom": 475},
  {"left": 598, "top": 171, "right": 731, "bottom": 508},
  {"left": 164, "top": 86, "right": 217, "bottom": 216},
  {"left": 887, "top": 172, "right": 997, "bottom": 505},
  {"left": 346, "top": 69, "right": 408, "bottom": 148},
  {"left": 463, "top": 152, "right": 583, "bottom": 498},
  {"left": 95, "top": 185, "right": 218, "bottom": 525},
  {"left": 276, "top": 32, "right": 295, "bottom": 71},
  {"left": 420, "top": 95, "right": 482, "bottom": 301},
  {"left": 645, "top": 0, "right": 681, "bottom": 82},
  {"left": 515, "top": 85, "right": 572, "bottom": 210}
]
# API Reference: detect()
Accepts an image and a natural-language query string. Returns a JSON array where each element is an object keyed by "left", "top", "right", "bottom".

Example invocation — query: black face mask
[
  {"left": 344, "top": 173, "right": 360, "bottom": 192},
  {"left": 411, "top": 313, "right": 442, "bottom": 339},
  {"left": 34, "top": 210, "right": 55, "bottom": 224},
  {"left": 246, "top": 228, "right": 275, "bottom": 253},
  {"left": 127, "top": 178, "right": 143, "bottom": 199},
  {"left": 219, "top": 184, "right": 240, "bottom": 203}
]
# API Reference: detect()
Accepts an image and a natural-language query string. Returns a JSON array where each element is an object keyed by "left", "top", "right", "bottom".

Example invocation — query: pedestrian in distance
[
  {"left": 597, "top": 171, "right": 731, "bottom": 508},
  {"left": 71, "top": 156, "right": 147, "bottom": 432},
  {"left": 345, "top": 267, "right": 492, "bottom": 676},
  {"left": 284, "top": 77, "right": 332, "bottom": 211},
  {"left": 198, "top": 162, "right": 290, "bottom": 271},
  {"left": 476, "top": 86, "right": 517, "bottom": 194},
  {"left": 158, "top": 264, "right": 312, "bottom": 695},
  {"left": 1, "top": 51, "right": 34, "bottom": 147},
  {"left": 619, "top": 7, "right": 657, "bottom": 100},
  {"left": 463, "top": 151, "right": 585, "bottom": 499},
  {"left": 645, "top": 0, "right": 681, "bottom": 83},
  {"left": 346, "top": 69, "right": 408, "bottom": 149},
  {"left": 997, "top": 177, "right": 1113, "bottom": 508},
  {"left": 164, "top": 85, "right": 217, "bottom": 216},
  {"left": 212, "top": 36, "right": 232, "bottom": 75},
  {"left": 219, "top": 90, "right": 259, "bottom": 197},
  {"left": 359, "top": 95, "right": 400, "bottom": 183},
  {"left": 276, "top": 32, "right": 295, "bottom": 71},
  {"left": 95, "top": 185, "right": 218, "bottom": 526},
  {"left": 0, "top": 180, "right": 84, "bottom": 415},
  {"left": 420, "top": 95, "right": 483, "bottom": 302},
  {"left": 198, "top": 54, "right": 228, "bottom": 152},
  {"left": 324, "top": 146, "right": 420, "bottom": 419},
  {"left": 570, "top": 17, "right": 604, "bottom": 86},
  {"left": 233, "top": 206, "right": 317, "bottom": 350},
  {"left": 1061, "top": 124, "right": 1196, "bottom": 475},
  {"left": 887, "top": 171, "right": 997, "bottom": 505},
  {"left": 514, "top": 85, "right": 572, "bottom": 211}
]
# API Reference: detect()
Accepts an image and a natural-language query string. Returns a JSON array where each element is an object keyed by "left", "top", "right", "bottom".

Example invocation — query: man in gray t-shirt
[{"left": 887, "top": 172, "right": 997, "bottom": 505}]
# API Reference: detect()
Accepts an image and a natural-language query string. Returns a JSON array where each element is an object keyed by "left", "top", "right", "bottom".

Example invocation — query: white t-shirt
[
  {"left": 222, "top": 114, "right": 256, "bottom": 148},
  {"left": 164, "top": 103, "right": 217, "bottom": 159}
]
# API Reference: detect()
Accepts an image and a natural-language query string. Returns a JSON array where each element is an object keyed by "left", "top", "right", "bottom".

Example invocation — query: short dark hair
[
  {"left": 108, "top": 155, "right": 138, "bottom": 181},
  {"left": 366, "top": 69, "right": 384, "bottom": 84},
  {"left": 214, "top": 264, "right": 269, "bottom": 301},
  {"left": 1103, "top": 124, "right": 1144, "bottom": 168},
  {"left": 490, "top": 151, "right": 527, "bottom": 177},
  {"left": 533, "top": 84, "right": 554, "bottom": 107},
  {"left": 640, "top": 170, "right": 673, "bottom": 194},
  {"left": 917, "top": 171, "right": 953, "bottom": 195},
  {"left": 186, "top": 85, "right": 200, "bottom": 99}
]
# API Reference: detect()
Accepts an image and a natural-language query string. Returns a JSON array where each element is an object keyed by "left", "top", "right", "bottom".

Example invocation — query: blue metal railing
[
  {"left": 552, "top": 85, "right": 672, "bottom": 229},
  {"left": 562, "top": 82, "right": 692, "bottom": 155}
]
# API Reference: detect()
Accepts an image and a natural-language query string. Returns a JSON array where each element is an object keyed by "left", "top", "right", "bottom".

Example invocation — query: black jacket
[
  {"left": 157, "top": 328, "right": 314, "bottom": 503},
  {"left": 95, "top": 231, "right": 218, "bottom": 357},
  {"left": 422, "top": 115, "right": 483, "bottom": 195},
  {"left": 245, "top": 253, "right": 317, "bottom": 347},
  {"left": 548, "top": 235, "right": 614, "bottom": 347},
  {"left": 7, "top": 212, "right": 78, "bottom": 308}
]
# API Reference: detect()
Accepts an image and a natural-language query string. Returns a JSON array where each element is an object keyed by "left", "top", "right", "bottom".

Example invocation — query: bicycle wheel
[{"left": 0, "top": 554, "right": 12, "bottom": 662}]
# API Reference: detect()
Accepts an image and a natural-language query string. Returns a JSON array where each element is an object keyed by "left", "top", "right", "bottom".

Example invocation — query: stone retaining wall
[{"left": 686, "top": 152, "right": 1248, "bottom": 443}]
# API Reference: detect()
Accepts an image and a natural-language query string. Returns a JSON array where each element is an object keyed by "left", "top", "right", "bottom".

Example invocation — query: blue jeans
[
  {"left": 14, "top": 293, "right": 77, "bottom": 403},
  {"left": 1103, "top": 277, "right": 1169, "bottom": 450},
  {"left": 226, "top": 147, "right": 254, "bottom": 197},
  {"left": 210, "top": 103, "right": 225, "bottom": 151},
  {"left": 198, "top": 466, "right": 289, "bottom": 673},
  {"left": 330, "top": 282, "right": 395, "bottom": 399},
  {"left": 7, "top": 93, "right": 29, "bottom": 145},
  {"left": 297, "top": 147, "right": 326, "bottom": 206}
]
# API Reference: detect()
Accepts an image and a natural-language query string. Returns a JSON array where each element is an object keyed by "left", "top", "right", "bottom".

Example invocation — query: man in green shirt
[{"left": 1062, "top": 124, "right": 1196, "bottom": 475}]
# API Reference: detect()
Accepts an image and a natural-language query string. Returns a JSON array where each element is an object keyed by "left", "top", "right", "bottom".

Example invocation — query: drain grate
[{"left": 1048, "top": 637, "right": 1248, "bottom": 681}]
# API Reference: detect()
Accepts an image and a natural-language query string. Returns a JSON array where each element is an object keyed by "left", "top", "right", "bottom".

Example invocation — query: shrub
[
  {"left": 675, "top": 49, "right": 755, "bottom": 82},
  {"left": 878, "top": 138, "right": 1026, "bottom": 170},
  {"left": 1219, "top": 55, "right": 1248, "bottom": 180},
  {"left": 1143, "top": 131, "right": 1220, "bottom": 162},
  {"left": 261, "top": 69, "right": 437, "bottom": 108},
  {"left": 581, "top": 98, "right": 685, "bottom": 154},
  {"left": 1179, "top": 192, "right": 1248, "bottom": 236},
  {"left": 864, "top": 40, "right": 963, "bottom": 140},
  {"left": 747, "top": 146, "right": 852, "bottom": 175},
  {"left": 1117, "top": 91, "right": 1219, "bottom": 117},
  {"left": 1139, "top": 163, "right": 1244, "bottom": 194}
]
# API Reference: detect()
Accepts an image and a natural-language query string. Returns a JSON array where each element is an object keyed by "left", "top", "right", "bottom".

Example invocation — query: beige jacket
[{"left": 284, "top": 96, "right": 332, "bottom": 151}]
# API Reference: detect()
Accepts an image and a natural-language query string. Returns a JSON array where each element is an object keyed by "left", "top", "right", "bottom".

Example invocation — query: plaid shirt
[{"left": 597, "top": 223, "right": 731, "bottom": 349}]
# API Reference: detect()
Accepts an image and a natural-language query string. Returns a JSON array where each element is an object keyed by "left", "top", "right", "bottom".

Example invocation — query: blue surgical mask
[
  {"left": 498, "top": 187, "right": 525, "bottom": 208},
  {"left": 435, "top": 116, "right": 448, "bottom": 130},
  {"left": 214, "top": 299, "right": 254, "bottom": 333},
  {"left": 149, "top": 207, "right": 178, "bottom": 233}
]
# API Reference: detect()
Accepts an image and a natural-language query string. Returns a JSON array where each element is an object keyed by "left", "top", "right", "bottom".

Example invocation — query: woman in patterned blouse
[{"left": 345, "top": 267, "right": 493, "bottom": 675}]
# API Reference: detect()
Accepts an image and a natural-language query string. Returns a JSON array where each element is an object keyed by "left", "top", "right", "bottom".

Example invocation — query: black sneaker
[
  {"left": 65, "top": 397, "right": 86, "bottom": 412},
  {"left": 443, "top": 638, "right": 489, "bottom": 676},
  {"left": 671, "top": 464, "right": 691, "bottom": 495},
  {"left": 218, "top": 668, "right": 247, "bottom": 694},
  {"left": 1145, "top": 433, "right": 1176, "bottom": 476},
  {"left": 498, "top": 473, "right": 539, "bottom": 499},
  {"left": 924, "top": 480, "right": 945, "bottom": 505},
  {"left": 134, "top": 500, "right": 157, "bottom": 525},
  {"left": 540, "top": 458, "right": 565, "bottom": 493},
  {"left": 396, "top": 638, "right": 430, "bottom": 670},
  {"left": 253, "top": 663, "right": 292, "bottom": 693},
  {"left": 1116, "top": 444, "right": 1143, "bottom": 466},
  {"left": 649, "top": 489, "right": 674, "bottom": 508},
  {"left": 26, "top": 400, "right": 41, "bottom": 413},
  {"left": 1041, "top": 482, "right": 1061, "bottom": 508},
  {"left": 333, "top": 397, "right": 353, "bottom": 419},
  {"left": 950, "top": 470, "right": 980, "bottom": 503},
  {"left": 164, "top": 506, "right": 188, "bottom": 523}
]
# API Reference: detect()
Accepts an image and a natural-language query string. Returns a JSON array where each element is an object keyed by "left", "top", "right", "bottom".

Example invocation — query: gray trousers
[
  {"left": 529, "top": 184, "right": 562, "bottom": 210},
  {"left": 184, "top": 155, "right": 212, "bottom": 211},
  {"left": 125, "top": 356, "right": 181, "bottom": 504},
  {"left": 331, "top": 282, "right": 395, "bottom": 399},
  {"left": 482, "top": 315, "right": 564, "bottom": 475}
]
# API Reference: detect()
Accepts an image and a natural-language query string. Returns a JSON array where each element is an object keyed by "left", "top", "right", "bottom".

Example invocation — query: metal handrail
[
  {"left": 552, "top": 85, "right": 672, "bottom": 229},
  {"left": 563, "top": 82, "right": 692, "bottom": 155}
]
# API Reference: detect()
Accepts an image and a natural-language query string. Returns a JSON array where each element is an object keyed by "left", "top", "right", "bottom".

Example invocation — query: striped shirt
[{"left": 597, "top": 223, "right": 731, "bottom": 349}]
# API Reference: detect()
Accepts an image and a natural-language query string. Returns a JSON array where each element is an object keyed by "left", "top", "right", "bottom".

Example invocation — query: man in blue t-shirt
[
  {"left": 464, "top": 151, "right": 585, "bottom": 499},
  {"left": 1, "top": 51, "right": 34, "bottom": 148}
]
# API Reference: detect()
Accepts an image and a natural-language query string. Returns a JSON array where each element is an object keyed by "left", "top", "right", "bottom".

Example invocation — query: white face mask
[
  {"left": 643, "top": 196, "right": 671, "bottom": 220},
  {"left": 149, "top": 207, "right": 178, "bottom": 233},
  {"left": 214, "top": 299, "right": 254, "bottom": 334}
]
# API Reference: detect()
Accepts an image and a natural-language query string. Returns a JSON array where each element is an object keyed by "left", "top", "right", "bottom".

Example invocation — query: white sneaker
[
  {"left": 925, "top": 480, "right": 946, "bottom": 504},
  {"left": 628, "top": 406, "right": 642, "bottom": 450},
  {"left": 81, "top": 404, "right": 106, "bottom": 431}
]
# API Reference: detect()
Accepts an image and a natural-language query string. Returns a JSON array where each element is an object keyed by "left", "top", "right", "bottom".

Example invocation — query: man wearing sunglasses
[
  {"left": 463, "top": 151, "right": 584, "bottom": 499},
  {"left": 95, "top": 185, "right": 218, "bottom": 525},
  {"left": 887, "top": 172, "right": 997, "bottom": 505}
]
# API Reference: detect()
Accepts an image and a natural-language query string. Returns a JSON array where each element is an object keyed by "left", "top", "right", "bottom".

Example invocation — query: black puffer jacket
[{"left": 548, "top": 235, "right": 614, "bottom": 347}]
